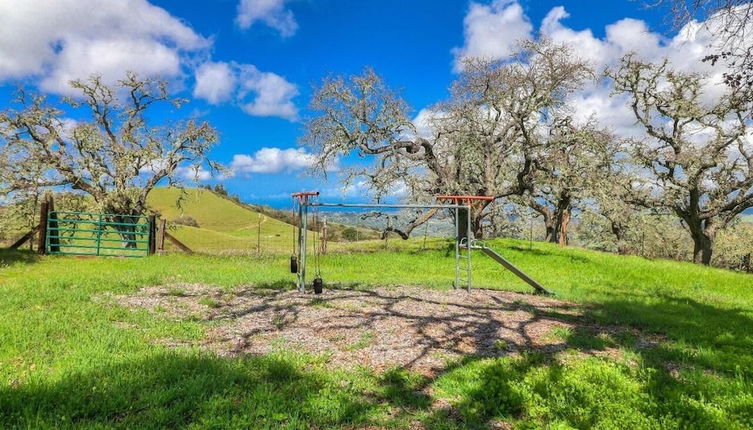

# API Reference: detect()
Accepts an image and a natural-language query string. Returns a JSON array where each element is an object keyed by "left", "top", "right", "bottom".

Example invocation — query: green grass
[{"left": 1, "top": 239, "right": 753, "bottom": 428}]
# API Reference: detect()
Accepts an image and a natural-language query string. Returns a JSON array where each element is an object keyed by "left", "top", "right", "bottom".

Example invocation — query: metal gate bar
[{"left": 46, "top": 211, "right": 150, "bottom": 257}]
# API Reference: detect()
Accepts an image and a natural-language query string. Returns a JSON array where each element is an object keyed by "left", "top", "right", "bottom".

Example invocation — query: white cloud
[
  {"left": 451, "top": 0, "right": 533, "bottom": 71},
  {"left": 238, "top": 65, "right": 299, "bottom": 120},
  {"left": 175, "top": 165, "right": 212, "bottom": 181},
  {"left": 193, "top": 62, "right": 237, "bottom": 105},
  {"left": 321, "top": 179, "right": 410, "bottom": 201},
  {"left": 230, "top": 147, "right": 316, "bottom": 175},
  {"left": 192, "top": 62, "right": 299, "bottom": 121},
  {"left": 0, "top": 0, "right": 209, "bottom": 93},
  {"left": 140, "top": 159, "right": 213, "bottom": 182},
  {"left": 453, "top": 1, "right": 745, "bottom": 139},
  {"left": 236, "top": 0, "right": 298, "bottom": 37}
]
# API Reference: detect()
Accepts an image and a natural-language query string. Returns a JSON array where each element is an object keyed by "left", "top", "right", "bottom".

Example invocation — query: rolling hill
[
  {"left": 146, "top": 187, "right": 378, "bottom": 254},
  {"left": 147, "top": 187, "right": 299, "bottom": 254}
]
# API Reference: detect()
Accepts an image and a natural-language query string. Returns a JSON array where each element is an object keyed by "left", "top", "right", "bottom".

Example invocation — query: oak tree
[
  {"left": 610, "top": 55, "right": 753, "bottom": 264},
  {"left": 304, "top": 40, "right": 592, "bottom": 238}
]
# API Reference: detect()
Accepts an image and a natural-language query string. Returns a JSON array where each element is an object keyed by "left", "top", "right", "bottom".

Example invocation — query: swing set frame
[{"left": 291, "top": 191, "right": 506, "bottom": 293}]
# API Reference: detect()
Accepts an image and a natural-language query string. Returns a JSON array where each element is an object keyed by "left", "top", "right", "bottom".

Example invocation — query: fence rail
[{"left": 46, "top": 211, "right": 151, "bottom": 257}]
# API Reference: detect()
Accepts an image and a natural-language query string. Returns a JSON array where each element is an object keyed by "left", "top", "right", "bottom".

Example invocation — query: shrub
[
  {"left": 341, "top": 227, "right": 359, "bottom": 241},
  {"left": 172, "top": 215, "right": 200, "bottom": 228}
]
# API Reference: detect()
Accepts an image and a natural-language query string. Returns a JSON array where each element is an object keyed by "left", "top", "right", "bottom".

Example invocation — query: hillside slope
[
  {"left": 146, "top": 187, "right": 379, "bottom": 254},
  {"left": 147, "top": 187, "right": 298, "bottom": 254}
]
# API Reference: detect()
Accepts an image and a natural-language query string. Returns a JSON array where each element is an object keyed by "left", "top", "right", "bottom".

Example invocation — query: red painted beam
[
  {"left": 291, "top": 191, "right": 320, "bottom": 204},
  {"left": 436, "top": 195, "right": 495, "bottom": 202},
  {"left": 291, "top": 191, "right": 320, "bottom": 198}
]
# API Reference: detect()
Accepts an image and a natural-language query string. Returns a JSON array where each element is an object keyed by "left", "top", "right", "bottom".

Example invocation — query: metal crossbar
[{"left": 310, "top": 203, "right": 467, "bottom": 210}]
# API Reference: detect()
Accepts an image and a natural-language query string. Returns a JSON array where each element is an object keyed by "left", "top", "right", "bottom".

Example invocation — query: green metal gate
[{"left": 46, "top": 211, "right": 151, "bottom": 257}]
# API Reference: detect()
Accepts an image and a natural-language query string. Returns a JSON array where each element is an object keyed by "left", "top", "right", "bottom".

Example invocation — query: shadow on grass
[
  {"left": 8, "top": 284, "right": 753, "bottom": 429},
  {"left": 504, "top": 244, "right": 591, "bottom": 263},
  {"left": 0, "top": 249, "right": 41, "bottom": 266},
  {"left": 0, "top": 352, "right": 381, "bottom": 429}
]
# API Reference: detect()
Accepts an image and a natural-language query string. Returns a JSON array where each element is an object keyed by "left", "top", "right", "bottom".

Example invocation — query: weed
[{"left": 198, "top": 297, "right": 222, "bottom": 308}]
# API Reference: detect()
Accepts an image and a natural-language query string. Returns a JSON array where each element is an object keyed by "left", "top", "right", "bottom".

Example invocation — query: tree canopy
[{"left": 0, "top": 73, "right": 219, "bottom": 218}]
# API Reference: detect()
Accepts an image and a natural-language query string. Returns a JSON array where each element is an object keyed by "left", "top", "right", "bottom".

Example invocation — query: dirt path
[{"left": 115, "top": 284, "right": 626, "bottom": 375}]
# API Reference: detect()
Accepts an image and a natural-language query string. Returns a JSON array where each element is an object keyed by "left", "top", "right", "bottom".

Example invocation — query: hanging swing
[
  {"left": 290, "top": 199, "right": 299, "bottom": 274},
  {"left": 312, "top": 201, "right": 324, "bottom": 294}
]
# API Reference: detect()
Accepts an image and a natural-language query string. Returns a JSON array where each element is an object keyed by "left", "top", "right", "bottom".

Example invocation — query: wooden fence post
[
  {"left": 9, "top": 226, "right": 40, "bottom": 250},
  {"left": 148, "top": 215, "right": 157, "bottom": 255},
  {"left": 37, "top": 198, "right": 50, "bottom": 254},
  {"left": 156, "top": 219, "right": 166, "bottom": 254},
  {"left": 164, "top": 231, "right": 193, "bottom": 254}
]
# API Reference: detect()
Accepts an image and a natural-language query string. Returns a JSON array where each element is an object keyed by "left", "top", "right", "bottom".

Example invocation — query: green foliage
[{"left": 341, "top": 227, "right": 359, "bottom": 241}]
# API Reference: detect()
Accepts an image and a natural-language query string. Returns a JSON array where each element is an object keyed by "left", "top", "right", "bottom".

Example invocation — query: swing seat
[{"left": 313, "top": 277, "right": 324, "bottom": 294}]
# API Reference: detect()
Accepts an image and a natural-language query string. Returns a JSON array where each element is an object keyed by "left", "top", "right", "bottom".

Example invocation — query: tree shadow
[
  {"left": 0, "top": 352, "right": 381, "bottom": 429},
  {"left": 0, "top": 249, "right": 41, "bottom": 266},
  {"left": 47, "top": 283, "right": 753, "bottom": 429},
  {"left": 504, "top": 244, "right": 591, "bottom": 263}
]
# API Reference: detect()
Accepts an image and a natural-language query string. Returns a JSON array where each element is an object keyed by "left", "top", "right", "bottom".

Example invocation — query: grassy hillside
[
  {"left": 147, "top": 187, "right": 378, "bottom": 254},
  {"left": 742, "top": 214, "right": 753, "bottom": 223},
  {"left": 147, "top": 187, "right": 303, "bottom": 254},
  {"left": 1, "top": 240, "right": 752, "bottom": 428}
]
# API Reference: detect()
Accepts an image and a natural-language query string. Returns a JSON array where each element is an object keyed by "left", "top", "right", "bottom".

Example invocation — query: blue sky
[{"left": 0, "top": 1, "right": 706, "bottom": 206}]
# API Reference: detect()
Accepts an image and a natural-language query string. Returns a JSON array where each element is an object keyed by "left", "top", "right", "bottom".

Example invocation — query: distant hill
[{"left": 147, "top": 188, "right": 379, "bottom": 254}]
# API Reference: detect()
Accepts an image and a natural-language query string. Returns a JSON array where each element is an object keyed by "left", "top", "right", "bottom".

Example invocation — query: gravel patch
[{"left": 116, "top": 283, "right": 622, "bottom": 375}]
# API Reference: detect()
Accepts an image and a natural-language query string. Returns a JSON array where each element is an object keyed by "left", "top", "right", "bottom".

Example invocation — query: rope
[
  {"left": 291, "top": 199, "right": 298, "bottom": 255},
  {"left": 313, "top": 197, "right": 322, "bottom": 277}
]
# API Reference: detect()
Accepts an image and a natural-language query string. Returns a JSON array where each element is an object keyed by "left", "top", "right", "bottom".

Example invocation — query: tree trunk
[
  {"left": 552, "top": 194, "right": 571, "bottom": 247},
  {"left": 113, "top": 215, "right": 139, "bottom": 249},
  {"left": 690, "top": 220, "right": 716, "bottom": 265},
  {"left": 542, "top": 212, "right": 556, "bottom": 242},
  {"left": 472, "top": 209, "right": 486, "bottom": 239},
  {"left": 610, "top": 220, "right": 630, "bottom": 254},
  {"left": 556, "top": 208, "right": 570, "bottom": 247}
]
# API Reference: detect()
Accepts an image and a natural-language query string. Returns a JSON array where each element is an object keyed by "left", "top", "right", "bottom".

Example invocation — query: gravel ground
[{"left": 116, "top": 283, "right": 621, "bottom": 375}]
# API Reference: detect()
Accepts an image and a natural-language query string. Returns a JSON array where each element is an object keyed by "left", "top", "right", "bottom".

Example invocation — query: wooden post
[
  {"left": 156, "top": 219, "right": 166, "bottom": 254},
  {"left": 37, "top": 198, "right": 50, "bottom": 254},
  {"left": 164, "top": 231, "right": 193, "bottom": 254},
  {"left": 148, "top": 215, "right": 157, "bottom": 255},
  {"left": 9, "top": 226, "right": 40, "bottom": 250},
  {"left": 256, "top": 214, "right": 262, "bottom": 253}
]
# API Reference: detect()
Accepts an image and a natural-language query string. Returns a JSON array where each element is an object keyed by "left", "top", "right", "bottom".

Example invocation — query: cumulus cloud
[
  {"left": 452, "top": 1, "right": 744, "bottom": 139},
  {"left": 236, "top": 0, "right": 298, "bottom": 37},
  {"left": 192, "top": 61, "right": 299, "bottom": 121},
  {"left": 0, "top": 0, "right": 209, "bottom": 94},
  {"left": 238, "top": 65, "right": 299, "bottom": 120},
  {"left": 230, "top": 147, "right": 316, "bottom": 175},
  {"left": 193, "top": 62, "right": 237, "bottom": 105},
  {"left": 140, "top": 159, "right": 213, "bottom": 182},
  {"left": 175, "top": 165, "right": 212, "bottom": 181},
  {"left": 321, "top": 179, "right": 410, "bottom": 201},
  {"left": 451, "top": 0, "right": 533, "bottom": 71}
]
